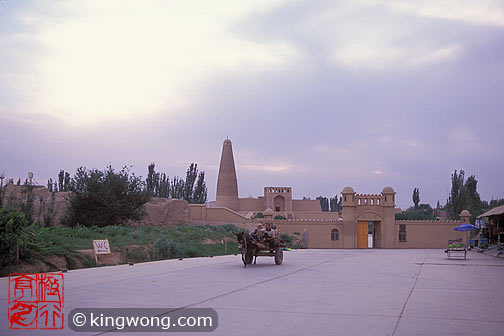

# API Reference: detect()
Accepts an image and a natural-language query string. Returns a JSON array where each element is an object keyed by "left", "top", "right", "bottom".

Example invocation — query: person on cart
[
  {"left": 250, "top": 223, "right": 264, "bottom": 242},
  {"left": 262, "top": 222, "right": 276, "bottom": 251}
]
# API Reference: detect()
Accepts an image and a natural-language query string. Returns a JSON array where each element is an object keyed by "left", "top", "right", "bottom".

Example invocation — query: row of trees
[
  {"left": 401, "top": 170, "right": 504, "bottom": 221},
  {"left": 145, "top": 163, "right": 207, "bottom": 203},
  {"left": 47, "top": 170, "right": 71, "bottom": 192},
  {"left": 316, "top": 196, "right": 341, "bottom": 212}
]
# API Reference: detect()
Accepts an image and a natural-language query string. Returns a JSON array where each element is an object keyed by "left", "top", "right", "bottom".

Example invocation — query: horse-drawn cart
[{"left": 236, "top": 231, "right": 284, "bottom": 267}]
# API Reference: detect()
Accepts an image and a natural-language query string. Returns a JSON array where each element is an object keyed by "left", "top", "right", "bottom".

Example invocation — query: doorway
[
  {"left": 274, "top": 195, "right": 286, "bottom": 212},
  {"left": 357, "top": 221, "right": 378, "bottom": 248},
  {"left": 357, "top": 221, "right": 368, "bottom": 248}
]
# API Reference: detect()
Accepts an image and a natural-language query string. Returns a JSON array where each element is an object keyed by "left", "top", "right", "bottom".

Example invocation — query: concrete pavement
[{"left": 1, "top": 249, "right": 503, "bottom": 335}]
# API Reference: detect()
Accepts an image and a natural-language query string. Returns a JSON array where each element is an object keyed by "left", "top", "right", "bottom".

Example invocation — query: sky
[{"left": 1, "top": 0, "right": 503, "bottom": 209}]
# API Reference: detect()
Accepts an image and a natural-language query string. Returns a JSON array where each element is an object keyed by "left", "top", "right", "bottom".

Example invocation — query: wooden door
[{"left": 357, "top": 221, "right": 368, "bottom": 248}]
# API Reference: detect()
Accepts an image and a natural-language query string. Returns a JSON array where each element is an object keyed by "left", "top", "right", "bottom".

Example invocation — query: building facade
[{"left": 191, "top": 139, "right": 470, "bottom": 249}]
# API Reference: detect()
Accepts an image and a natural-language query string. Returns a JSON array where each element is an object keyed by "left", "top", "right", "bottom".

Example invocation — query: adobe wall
[
  {"left": 135, "top": 198, "right": 190, "bottom": 226},
  {"left": 395, "top": 220, "right": 464, "bottom": 248},
  {"left": 189, "top": 204, "right": 248, "bottom": 224},
  {"left": 237, "top": 198, "right": 264, "bottom": 211},
  {"left": 1, "top": 184, "right": 69, "bottom": 226},
  {"left": 275, "top": 219, "right": 343, "bottom": 249},
  {"left": 292, "top": 199, "right": 322, "bottom": 212},
  {"left": 292, "top": 212, "right": 340, "bottom": 219},
  {"left": 2, "top": 184, "right": 191, "bottom": 227}
]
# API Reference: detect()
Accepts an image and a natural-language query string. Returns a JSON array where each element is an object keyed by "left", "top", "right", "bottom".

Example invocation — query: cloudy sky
[{"left": 1, "top": 0, "right": 503, "bottom": 209}]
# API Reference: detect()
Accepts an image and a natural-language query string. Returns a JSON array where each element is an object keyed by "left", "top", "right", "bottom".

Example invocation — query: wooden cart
[
  {"left": 445, "top": 240, "right": 467, "bottom": 259},
  {"left": 236, "top": 232, "right": 284, "bottom": 267}
]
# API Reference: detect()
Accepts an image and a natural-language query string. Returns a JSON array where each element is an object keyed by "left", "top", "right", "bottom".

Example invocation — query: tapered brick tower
[{"left": 215, "top": 139, "right": 239, "bottom": 210}]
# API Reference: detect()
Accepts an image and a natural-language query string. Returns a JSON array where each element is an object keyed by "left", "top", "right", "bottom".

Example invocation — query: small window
[
  {"left": 399, "top": 224, "right": 407, "bottom": 242},
  {"left": 331, "top": 228, "right": 339, "bottom": 241}
]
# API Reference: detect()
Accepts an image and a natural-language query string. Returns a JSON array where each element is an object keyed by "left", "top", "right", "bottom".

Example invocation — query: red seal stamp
[{"left": 8, "top": 273, "right": 64, "bottom": 330}]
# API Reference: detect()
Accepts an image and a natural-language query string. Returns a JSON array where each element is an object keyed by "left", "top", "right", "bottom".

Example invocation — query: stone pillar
[
  {"left": 341, "top": 187, "right": 356, "bottom": 248},
  {"left": 381, "top": 186, "right": 396, "bottom": 248}
]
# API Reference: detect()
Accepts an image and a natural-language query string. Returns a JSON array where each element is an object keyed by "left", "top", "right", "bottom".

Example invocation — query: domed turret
[
  {"left": 341, "top": 186, "right": 355, "bottom": 206},
  {"left": 342, "top": 186, "right": 355, "bottom": 194},
  {"left": 460, "top": 210, "right": 471, "bottom": 217},
  {"left": 459, "top": 210, "right": 471, "bottom": 224},
  {"left": 382, "top": 186, "right": 395, "bottom": 194}
]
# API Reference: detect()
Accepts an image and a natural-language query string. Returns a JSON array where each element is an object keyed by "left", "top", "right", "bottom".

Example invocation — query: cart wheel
[{"left": 274, "top": 247, "right": 283, "bottom": 265}]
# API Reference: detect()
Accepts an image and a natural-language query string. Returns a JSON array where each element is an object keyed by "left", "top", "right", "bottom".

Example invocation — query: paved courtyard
[{"left": 1, "top": 249, "right": 503, "bottom": 335}]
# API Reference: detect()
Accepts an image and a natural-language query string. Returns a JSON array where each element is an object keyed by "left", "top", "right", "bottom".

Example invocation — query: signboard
[{"left": 93, "top": 239, "right": 110, "bottom": 255}]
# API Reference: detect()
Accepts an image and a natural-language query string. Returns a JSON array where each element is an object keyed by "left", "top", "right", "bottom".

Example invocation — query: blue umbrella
[
  {"left": 454, "top": 224, "right": 476, "bottom": 231},
  {"left": 454, "top": 224, "right": 477, "bottom": 248}
]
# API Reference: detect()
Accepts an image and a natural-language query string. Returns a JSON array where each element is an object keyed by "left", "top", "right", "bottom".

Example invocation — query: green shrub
[
  {"left": 252, "top": 212, "right": 264, "bottom": 219},
  {"left": 279, "top": 233, "right": 293, "bottom": 245},
  {"left": 125, "top": 248, "right": 150, "bottom": 263},
  {"left": 62, "top": 166, "right": 150, "bottom": 227},
  {"left": 156, "top": 237, "right": 186, "bottom": 259},
  {"left": 0, "top": 209, "right": 41, "bottom": 266}
]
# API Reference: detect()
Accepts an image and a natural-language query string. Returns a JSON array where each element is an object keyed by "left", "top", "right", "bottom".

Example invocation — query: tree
[
  {"left": 412, "top": 188, "right": 420, "bottom": 209},
  {"left": 329, "top": 196, "right": 338, "bottom": 212},
  {"left": 58, "top": 170, "right": 64, "bottom": 192},
  {"left": 192, "top": 171, "right": 207, "bottom": 204},
  {"left": 445, "top": 170, "right": 485, "bottom": 221},
  {"left": 183, "top": 163, "right": 198, "bottom": 202},
  {"left": 19, "top": 180, "right": 35, "bottom": 224},
  {"left": 317, "top": 196, "right": 329, "bottom": 212},
  {"left": 170, "top": 176, "right": 185, "bottom": 199},
  {"left": 446, "top": 170, "right": 467, "bottom": 220},
  {"left": 464, "top": 175, "right": 482, "bottom": 212},
  {"left": 146, "top": 163, "right": 157, "bottom": 196},
  {"left": 62, "top": 165, "right": 150, "bottom": 227},
  {"left": 395, "top": 203, "right": 436, "bottom": 220}
]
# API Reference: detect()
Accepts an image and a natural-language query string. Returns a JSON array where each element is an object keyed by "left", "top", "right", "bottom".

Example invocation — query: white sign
[{"left": 93, "top": 239, "right": 111, "bottom": 254}]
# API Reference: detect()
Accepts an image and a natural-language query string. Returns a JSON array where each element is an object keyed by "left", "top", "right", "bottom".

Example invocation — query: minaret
[{"left": 215, "top": 139, "right": 239, "bottom": 210}]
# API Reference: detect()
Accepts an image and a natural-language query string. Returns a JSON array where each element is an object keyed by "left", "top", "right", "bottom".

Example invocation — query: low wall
[
  {"left": 189, "top": 205, "right": 248, "bottom": 224},
  {"left": 275, "top": 219, "right": 343, "bottom": 248},
  {"left": 395, "top": 220, "right": 464, "bottom": 248},
  {"left": 238, "top": 198, "right": 264, "bottom": 211}
]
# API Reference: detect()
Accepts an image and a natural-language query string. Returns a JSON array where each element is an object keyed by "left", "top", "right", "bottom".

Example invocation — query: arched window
[{"left": 331, "top": 228, "right": 339, "bottom": 241}]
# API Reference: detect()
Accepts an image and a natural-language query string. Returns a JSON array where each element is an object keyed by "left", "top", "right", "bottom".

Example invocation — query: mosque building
[{"left": 189, "top": 139, "right": 471, "bottom": 249}]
